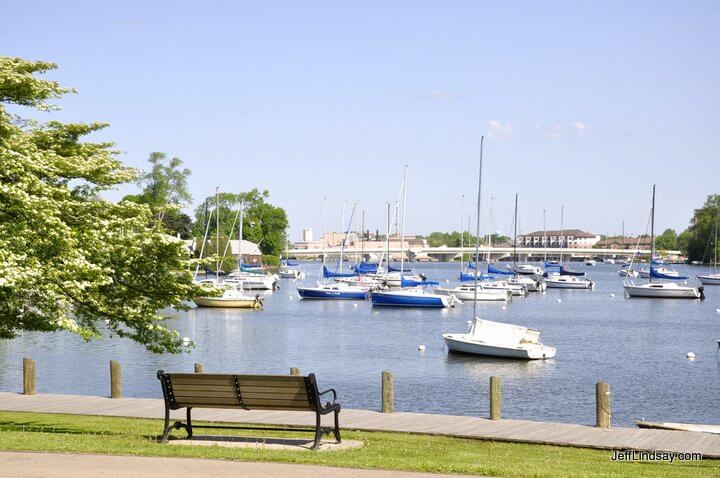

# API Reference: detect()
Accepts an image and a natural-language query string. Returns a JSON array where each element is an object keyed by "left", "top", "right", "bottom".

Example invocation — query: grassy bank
[{"left": 0, "top": 411, "right": 714, "bottom": 477}]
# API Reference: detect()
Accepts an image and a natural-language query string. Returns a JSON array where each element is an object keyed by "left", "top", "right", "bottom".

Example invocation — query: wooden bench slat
[
  {"left": 237, "top": 379, "right": 307, "bottom": 389},
  {"left": 175, "top": 397, "right": 241, "bottom": 406},
  {"left": 172, "top": 391, "right": 239, "bottom": 399},
  {"left": 169, "top": 378, "right": 235, "bottom": 386},
  {"left": 241, "top": 391, "right": 308, "bottom": 400},
  {"left": 170, "top": 385, "right": 238, "bottom": 392},
  {"left": 242, "top": 398, "right": 312, "bottom": 407},
  {"left": 240, "top": 386, "right": 309, "bottom": 394}
]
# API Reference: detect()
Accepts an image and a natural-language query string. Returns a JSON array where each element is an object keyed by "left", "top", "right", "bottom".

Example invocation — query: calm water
[{"left": 1, "top": 262, "right": 719, "bottom": 426}]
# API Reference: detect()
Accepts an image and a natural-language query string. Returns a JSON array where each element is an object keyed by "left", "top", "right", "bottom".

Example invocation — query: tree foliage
[
  {"left": 679, "top": 194, "right": 720, "bottom": 262},
  {"left": 0, "top": 56, "right": 205, "bottom": 353},
  {"left": 654, "top": 228, "right": 679, "bottom": 251},
  {"left": 124, "top": 152, "right": 193, "bottom": 238},
  {"left": 192, "top": 189, "right": 288, "bottom": 257},
  {"left": 426, "top": 231, "right": 509, "bottom": 247}
]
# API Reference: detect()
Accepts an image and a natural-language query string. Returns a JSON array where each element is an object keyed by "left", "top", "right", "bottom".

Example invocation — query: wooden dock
[{"left": 1, "top": 392, "right": 719, "bottom": 457}]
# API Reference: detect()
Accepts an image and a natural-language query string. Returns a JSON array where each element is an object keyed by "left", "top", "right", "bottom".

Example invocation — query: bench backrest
[{"left": 158, "top": 371, "right": 319, "bottom": 412}]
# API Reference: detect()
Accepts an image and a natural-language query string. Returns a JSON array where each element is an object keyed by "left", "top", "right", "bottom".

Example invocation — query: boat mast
[
  {"left": 354, "top": 202, "right": 358, "bottom": 265},
  {"left": 460, "top": 194, "right": 464, "bottom": 273},
  {"left": 361, "top": 210, "right": 365, "bottom": 262},
  {"left": 322, "top": 196, "right": 327, "bottom": 282},
  {"left": 215, "top": 186, "right": 220, "bottom": 282},
  {"left": 559, "top": 205, "right": 565, "bottom": 264},
  {"left": 473, "top": 137, "right": 484, "bottom": 314},
  {"left": 513, "top": 194, "right": 518, "bottom": 273},
  {"left": 650, "top": 185, "right": 656, "bottom": 283},
  {"left": 400, "top": 165, "right": 408, "bottom": 274},
  {"left": 487, "top": 196, "right": 494, "bottom": 263},
  {"left": 384, "top": 202, "right": 391, "bottom": 272},
  {"left": 339, "top": 200, "right": 345, "bottom": 272},
  {"left": 239, "top": 199, "right": 244, "bottom": 269},
  {"left": 543, "top": 208, "right": 547, "bottom": 263}
]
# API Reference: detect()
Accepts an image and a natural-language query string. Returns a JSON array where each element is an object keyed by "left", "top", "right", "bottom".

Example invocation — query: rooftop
[{"left": 520, "top": 229, "right": 596, "bottom": 238}]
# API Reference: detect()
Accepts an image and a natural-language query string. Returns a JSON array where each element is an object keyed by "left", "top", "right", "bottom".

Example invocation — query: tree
[
  {"left": 192, "top": 189, "right": 288, "bottom": 257},
  {"left": 0, "top": 56, "right": 205, "bottom": 353},
  {"left": 655, "top": 229, "right": 679, "bottom": 251},
  {"left": 680, "top": 194, "right": 720, "bottom": 262},
  {"left": 124, "top": 152, "right": 193, "bottom": 238}
]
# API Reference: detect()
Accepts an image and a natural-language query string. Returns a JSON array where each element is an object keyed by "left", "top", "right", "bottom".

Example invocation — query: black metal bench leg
[
  {"left": 186, "top": 407, "right": 193, "bottom": 438},
  {"left": 312, "top": 411, "right": 323, "bottom": 450},
  {"left": 333, "top": 408, "right": 341, "bottom": 443},
  {"left": 161, "top": 403, "right": 172, "bottom": 443}
]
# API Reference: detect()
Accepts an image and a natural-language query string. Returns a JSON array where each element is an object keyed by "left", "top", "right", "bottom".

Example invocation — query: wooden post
[
  {"left": 110, "top": 360, "right": 122, "bottom": 399},
  {"left": 23, "top": 358, "right": 36, "bottom": 395},
  {"left": 596, "top": 381, "right": 611, "bottom": 428},
  {"left": 382, "top": 371, "right": 394, "bottom": 413},
  {"left": 290, "top": 367, "right": 300, "bottom": 376},
  {"left": 490, "top": 376, "right": 502, "bottom": 420},
  {"left": 194, "top": 363, "right": 204, "bottom": 373}
]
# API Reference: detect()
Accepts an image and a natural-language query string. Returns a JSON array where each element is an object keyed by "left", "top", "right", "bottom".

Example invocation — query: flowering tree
[{"left": 0, "top": 57, "right": 205, "bottom": 353}]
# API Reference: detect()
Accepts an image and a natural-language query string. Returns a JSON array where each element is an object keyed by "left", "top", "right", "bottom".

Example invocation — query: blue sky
[{"left": 4, "top": 1, "right": 719, "bottom": 240}]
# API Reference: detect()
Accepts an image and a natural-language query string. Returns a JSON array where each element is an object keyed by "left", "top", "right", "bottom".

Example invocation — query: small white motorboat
[
  {"left": 226, "top": 271, "right": 278, "bottom": 290},
  {"left": 638, "top": 267, "right": 681, "bottom": 279},
  {"left": 193, "top": 287, "right": 264, "bottom": 309},
  {"left": 435, "top": 284, "right": 511, "bottom": 302},
  {"left": 443, "top": 318, "right": 556, "bottom": 359},
  {"left": 604, "top": 258, "right": 616, "bottom": 264},
  {"left": 624, "top": 281, "right": 704, "bottom": 299},
  {"left": 482, "top": 280, "right": 527, "bottom": 296},
  {"left": 585, "top": 259, "right": 597, "bottom": 266},
  {"left": 514, "top": 264, "right": 543, "bottom": 275},
  {"left": 278, "top": 268, "right": 305, "bottom": 279},
  {"left": 545, "top": 275, "right": 594, "bottom": 289},
  {"left": 698, "top": 273, "right": 720, "bottom": 285},
  {"left": 508, "top": 276, "right": 546, "bottom": 292},
  {"left": 618, "top": 268, "right": 639, "bottom": 278}
]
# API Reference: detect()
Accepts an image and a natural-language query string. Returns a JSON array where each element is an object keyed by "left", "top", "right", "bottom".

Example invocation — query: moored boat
[
  {"left": 435, "top": 284, "right": 511, "bottom": 302},
  {"left": 545, "top": 275, "right": 594, "bottom": 289},
  {"left": 443, "top": 318, "right": 556, "bottom": 359},
  {"left": 193, "top": 287, "right": 264, "bottom": 309},
  {"left": 371, "top": 288, "right": 460, "bottom": 307}
]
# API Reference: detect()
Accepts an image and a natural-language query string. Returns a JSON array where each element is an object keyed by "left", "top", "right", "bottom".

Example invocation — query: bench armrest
[{"left": 318, "top": 388, "right": 337, "bottom": 403}]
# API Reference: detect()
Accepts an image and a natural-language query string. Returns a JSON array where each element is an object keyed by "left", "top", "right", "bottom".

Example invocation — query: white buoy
[
  {"left": 353, "top": 303, "right": 358, "bottom": 308},
  {"left": 716, "top": 309, "right": 720, "bottom": 314},
  {"left": 557, "top": 298, "right": 562, "bottom": 303},
  {"left": 687, "top": 352, "right": 696, "bottom": 360},
  {"left": 446, "top": 279, "right": 450, "bottom": 283},
  {"left": 418, "top": 345, "right": 426, "bottom": 351},
  {"left": 501, "top": 305, "right": 507, "bottom": 310},
  {"left": 609, "top": 293, "right": 615, "bottom": 298},
  {"left": 182, "top": 337, "right": 191, "bottom": 346}
]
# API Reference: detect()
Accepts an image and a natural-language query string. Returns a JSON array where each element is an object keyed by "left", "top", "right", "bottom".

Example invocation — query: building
[
  {"left": 302, "top": 228, "right": 313, "bottom": 242},
  {"left": 228, "top": 239, "right": 263, "bottom": 265},
  {"left": 517, "top": 229, "right": 600, "bottom": 248},
  {"left": 595, "top": 236, "right": 652, "bottom": 249}
]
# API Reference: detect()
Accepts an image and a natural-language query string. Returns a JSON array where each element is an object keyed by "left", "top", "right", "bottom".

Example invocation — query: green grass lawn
[{"left": 0, "top": 411, "right": 714, "bottom": 477}]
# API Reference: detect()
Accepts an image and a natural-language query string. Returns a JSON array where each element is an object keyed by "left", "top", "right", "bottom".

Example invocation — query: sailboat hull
[
  {"left": 193, "top": 296, "right": 262, "bottom": 308},
  {"left": 297, "top": 287, "right": 368, "bottom": 300},
  {"left": 443, "top": 334, "right": 556, "bottom": 359},
  {"left": 435, "top": 287, "right": 510, "bottom": 301},
  {"left": 623, "top": 283, "right": 701, "bottom": 298},
  {"left": 371, "top": 291, "right": 451, "bottom": 308},
  {"left": 698, "top": 274, "right": 720, "bottom": 285}
]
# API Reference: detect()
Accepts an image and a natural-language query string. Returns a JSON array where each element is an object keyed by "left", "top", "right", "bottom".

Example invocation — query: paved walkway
[
  {"left": 0, "top": 452, "right": 477, "bottom": 478},
  {"left": 1, "top": 392, "right": 719, "bottom": 457}
]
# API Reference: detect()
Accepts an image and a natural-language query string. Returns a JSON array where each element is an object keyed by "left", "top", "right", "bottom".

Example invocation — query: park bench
[{"left": 156, "top": 370, "right": 341, "bottom": 449}]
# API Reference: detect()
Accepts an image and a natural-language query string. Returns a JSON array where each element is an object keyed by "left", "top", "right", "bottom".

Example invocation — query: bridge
[{"left": 286, "top": 246, "right": 680, "bottom": 262}]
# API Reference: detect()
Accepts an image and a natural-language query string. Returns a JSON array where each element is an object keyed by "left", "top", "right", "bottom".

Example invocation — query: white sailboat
[
  {"left": 193, "top": 189, "right": 265, "bottom": 308},
  {"left": 698, "top": 205, "right": 720, "bottom": 285},
  {"left": 226, "top": 200, "right": 278, "bottom": 290},
  {"left": 624, "top": 185, "right": 704, "bottom": 299},
  {"left": 442, "top": 136, "right": 556, "bottom": 360}
]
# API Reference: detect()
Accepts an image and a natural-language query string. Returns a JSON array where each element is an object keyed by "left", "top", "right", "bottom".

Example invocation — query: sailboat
[
  {"left": 544, "top": 206, "right": 593, "bottom": 289},
  {"left": 193, "top": 189, "right": 265, "bottom": 309},
  {"left": 506, "top": 195, "right": 546, "bottom": 291},
  {"left": 624, "top": 186, "right": 704, "bottom": 299},
  {"left": 436, "top": 195, "right": 512, "bottom": 301},
  {"left": 225, "top": 200, "right": 278, "bottom": 290},
  {"left": 442, "top": 137, "right": 556, "bottom": 359},
  {"left": 698, "top": 205, "right": 720, "bottom": 285},
  {"left": 372, "top": 167, "right": 458, "bottom": 308},
  {"left": 278, "top": 227, "right": 305, "bottom": 279},
  {"left": 297, "top": 198, "right": 369, "bottom": 300}
]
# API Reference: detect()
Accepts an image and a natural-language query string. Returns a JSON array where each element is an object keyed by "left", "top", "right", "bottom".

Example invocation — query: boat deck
[{"left": 1, "top": 392, "right": 719, "bottom": 457}]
